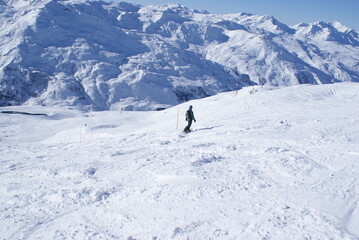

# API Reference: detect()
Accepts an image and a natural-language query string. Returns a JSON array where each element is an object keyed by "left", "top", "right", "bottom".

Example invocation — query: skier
[{"left": 184, "top": 105, "right": 196, "bottom": 133}]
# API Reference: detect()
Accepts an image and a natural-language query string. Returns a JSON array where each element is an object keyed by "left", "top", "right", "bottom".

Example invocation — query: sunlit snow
[{"left": 1, "top": 83, "right": 359, "bottom": 239}]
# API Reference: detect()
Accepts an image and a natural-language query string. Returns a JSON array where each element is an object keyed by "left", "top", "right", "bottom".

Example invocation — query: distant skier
[{"left": 184, "top": 105, "right": 196, "bottom": 133}]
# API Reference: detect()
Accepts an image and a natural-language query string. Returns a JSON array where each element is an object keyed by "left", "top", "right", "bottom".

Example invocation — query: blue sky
[{"left": 129, "top": 0, "right": 359, "bottom": 30}]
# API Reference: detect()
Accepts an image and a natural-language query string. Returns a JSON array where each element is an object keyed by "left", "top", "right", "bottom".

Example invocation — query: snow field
[{"left": 0, "top": 83, "right": 359, "bottom": 239}]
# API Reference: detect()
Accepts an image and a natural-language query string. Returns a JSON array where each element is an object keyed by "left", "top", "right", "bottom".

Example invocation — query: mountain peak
[
  {"left": 331, "top": 21, "right": 357, "bottom": 33},
  {"left": 293, "top": 20, "right": 359, "bottom": 45}
]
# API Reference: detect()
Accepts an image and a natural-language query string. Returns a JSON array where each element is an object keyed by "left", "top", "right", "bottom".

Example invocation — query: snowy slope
[
  {"left": 0, "top": 0, "right": 359, "bottom": 111},
  {"left": 1, "top": 83, "right": 359, "bottom": 239}
]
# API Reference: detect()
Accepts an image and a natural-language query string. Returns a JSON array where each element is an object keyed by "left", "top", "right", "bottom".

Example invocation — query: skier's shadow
[{"left": 195, "top": 125, "right": 223, "bottom": 131}]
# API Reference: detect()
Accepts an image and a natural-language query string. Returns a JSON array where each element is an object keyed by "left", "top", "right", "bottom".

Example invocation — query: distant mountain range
[{"left": 1, "top": 0, "right": 358, "bottom": 110}]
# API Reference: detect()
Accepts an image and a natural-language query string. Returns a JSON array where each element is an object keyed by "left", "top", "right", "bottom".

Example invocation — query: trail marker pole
[{"left": 176, "top": 107, "right": 179, "bottom": 130}]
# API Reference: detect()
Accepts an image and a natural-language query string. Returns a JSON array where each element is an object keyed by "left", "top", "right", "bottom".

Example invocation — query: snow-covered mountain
[
  {"left": 1, "top": 0, "right": 358, "bottom": 110},
  {"left": 1, "top": 83, "right": 359, "bottom": 239}
]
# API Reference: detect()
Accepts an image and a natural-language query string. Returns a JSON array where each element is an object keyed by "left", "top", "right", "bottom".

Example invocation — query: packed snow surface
[{"left": 1, "top": 83, "right": 359, "bottom": 239}]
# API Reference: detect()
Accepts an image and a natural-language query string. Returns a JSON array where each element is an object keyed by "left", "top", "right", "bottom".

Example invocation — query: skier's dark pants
[{"left": 184, "top": 119, "right": 193, "bottom": 132}]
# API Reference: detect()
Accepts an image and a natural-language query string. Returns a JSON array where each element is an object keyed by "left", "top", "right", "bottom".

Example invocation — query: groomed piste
[{"left": 1, "top": 83, "right": 359, "bottom": 239}]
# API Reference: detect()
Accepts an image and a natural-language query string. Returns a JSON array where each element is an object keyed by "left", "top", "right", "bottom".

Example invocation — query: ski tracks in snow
[{"left": 1, "top": 83, "right": 359, "bottom": 239}]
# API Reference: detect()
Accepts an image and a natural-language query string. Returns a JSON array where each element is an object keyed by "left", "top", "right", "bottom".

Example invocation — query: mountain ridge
[{"left": 0, "top": 0, "right": 358, "bottom": 110}]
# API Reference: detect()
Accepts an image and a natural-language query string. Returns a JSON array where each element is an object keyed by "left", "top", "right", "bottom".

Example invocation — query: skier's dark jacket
[{"left": 186, "top": 109, "right": 195, "bottom": 121}]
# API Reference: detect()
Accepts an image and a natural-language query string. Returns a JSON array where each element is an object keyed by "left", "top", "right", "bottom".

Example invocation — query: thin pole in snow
[{"left": 176, "top": 107, "right": 179, "bottom": 130}]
